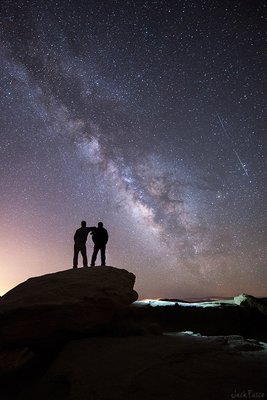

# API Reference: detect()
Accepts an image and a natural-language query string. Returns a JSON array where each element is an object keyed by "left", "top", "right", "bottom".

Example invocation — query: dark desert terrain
[{"left": 0, "top": 267, "right": 266, "bottom": 400}]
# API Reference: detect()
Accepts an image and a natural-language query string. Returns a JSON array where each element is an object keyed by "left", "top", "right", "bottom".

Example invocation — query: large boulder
[{"left": 0, "top": 267, "right": 138, "bottom": 347}]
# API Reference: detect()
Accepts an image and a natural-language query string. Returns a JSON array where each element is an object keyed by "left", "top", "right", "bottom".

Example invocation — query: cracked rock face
[{"left": 0, "top": 267, "right": 138, "bottom": 347}]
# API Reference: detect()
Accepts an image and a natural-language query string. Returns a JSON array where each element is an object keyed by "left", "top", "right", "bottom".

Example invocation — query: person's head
[
  {"left": 98, "top": 222, "right": 103, "bottom": 228},
  {"left": 81, "top": 220, "right": 86, "bottom": 227}
]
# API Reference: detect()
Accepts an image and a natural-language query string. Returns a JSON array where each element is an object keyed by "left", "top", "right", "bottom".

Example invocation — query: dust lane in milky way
[{"left": 0, "top": 0, "right": 266, "bottom": 298}]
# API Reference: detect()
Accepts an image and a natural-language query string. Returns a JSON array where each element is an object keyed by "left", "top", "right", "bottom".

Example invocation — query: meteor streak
[{"left": 217, "top": 114, "right": 249, "bottom": 177}]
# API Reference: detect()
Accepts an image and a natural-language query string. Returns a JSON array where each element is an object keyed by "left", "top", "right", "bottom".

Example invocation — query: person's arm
[
  {"left": 87, "top": 226, "right": 96, "bottom": 232},
  {"left": 74, "top": 230, "right": 77, "bottom": 241}
]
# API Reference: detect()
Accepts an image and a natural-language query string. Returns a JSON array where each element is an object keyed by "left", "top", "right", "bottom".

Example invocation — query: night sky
[{"left": 0, "top": 0, "right": 266, "bottom": 299}]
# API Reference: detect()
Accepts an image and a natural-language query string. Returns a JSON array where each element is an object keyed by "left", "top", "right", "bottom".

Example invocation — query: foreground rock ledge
[
  {"left": 33, "top": 335, "right": 267, "bottom": 400},
  {"left": 0, "top": 267, "right": 138, "bottom": 347}
]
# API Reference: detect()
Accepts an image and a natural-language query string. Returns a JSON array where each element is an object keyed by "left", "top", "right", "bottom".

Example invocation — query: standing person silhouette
[
  {"left": 90, "top": 222, "right": 109, "bottom": 266},
  {"left": 73, "top": 221, "right": 94, "bottom": 268}
]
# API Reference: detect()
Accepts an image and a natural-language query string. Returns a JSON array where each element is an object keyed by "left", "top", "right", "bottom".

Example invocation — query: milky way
[{"left": 0, "top": 0, "right": 266, "bottom": 298}]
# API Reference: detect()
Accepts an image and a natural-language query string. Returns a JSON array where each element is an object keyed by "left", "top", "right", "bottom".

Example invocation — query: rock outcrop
[
  {"left": 0, "top": 267, "right": 138, "bottom": 348},
  {"left": 234, "top": 293, "right": 267, "bottom": 315},
  {"left": 1, "top": 277, "right": 267, "bottom": 400},
  {"left": 32, "top": 335, "right": 267, "bottom": 400},
  {"left": 130, "top": 297, "right": 267, "bottom": 341}
]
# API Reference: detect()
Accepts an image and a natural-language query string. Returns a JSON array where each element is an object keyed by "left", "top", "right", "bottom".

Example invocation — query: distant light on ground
[{"left": 134, "top": 299, "right": 235, "bottom": 308}]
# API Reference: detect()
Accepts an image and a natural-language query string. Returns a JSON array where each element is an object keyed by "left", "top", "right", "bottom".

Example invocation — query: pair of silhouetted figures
[{"left": 73, "top": 221, "right": 109, "bottom": 268}]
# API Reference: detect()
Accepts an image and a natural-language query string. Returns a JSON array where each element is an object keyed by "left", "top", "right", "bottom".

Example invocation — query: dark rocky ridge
[
  {"left": 0, "top": 267, "right": 266, "bottom": 400},
  {"left": 130, "top": 294, "right": 267, "bottom": 342}
]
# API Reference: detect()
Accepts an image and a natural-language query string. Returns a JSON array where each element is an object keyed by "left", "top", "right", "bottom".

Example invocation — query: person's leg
[
  {"left": 91, "top": 244, "right": 99, "bottom": 266},
  {"left": 81, "top": 244, "right": 88, "bottom": 267},
  {"left": 73, "top": 243, "right": 79, "bottom": 268},
  {"left": 100, "top": 245, "right": 106, "bottom": 266}
]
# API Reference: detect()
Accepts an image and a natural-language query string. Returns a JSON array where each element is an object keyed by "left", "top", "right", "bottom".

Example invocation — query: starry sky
[{"left": 0, "top": 0, "right": 266, "bottom": 299}]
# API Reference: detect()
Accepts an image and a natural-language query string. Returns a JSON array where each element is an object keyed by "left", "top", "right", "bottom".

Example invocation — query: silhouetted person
[
  {"left": 90, "top": 222, "right": 109, "bottom": 266},
  {"left": 73, "top": 221, "right": 94, "bottom": 268}
]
